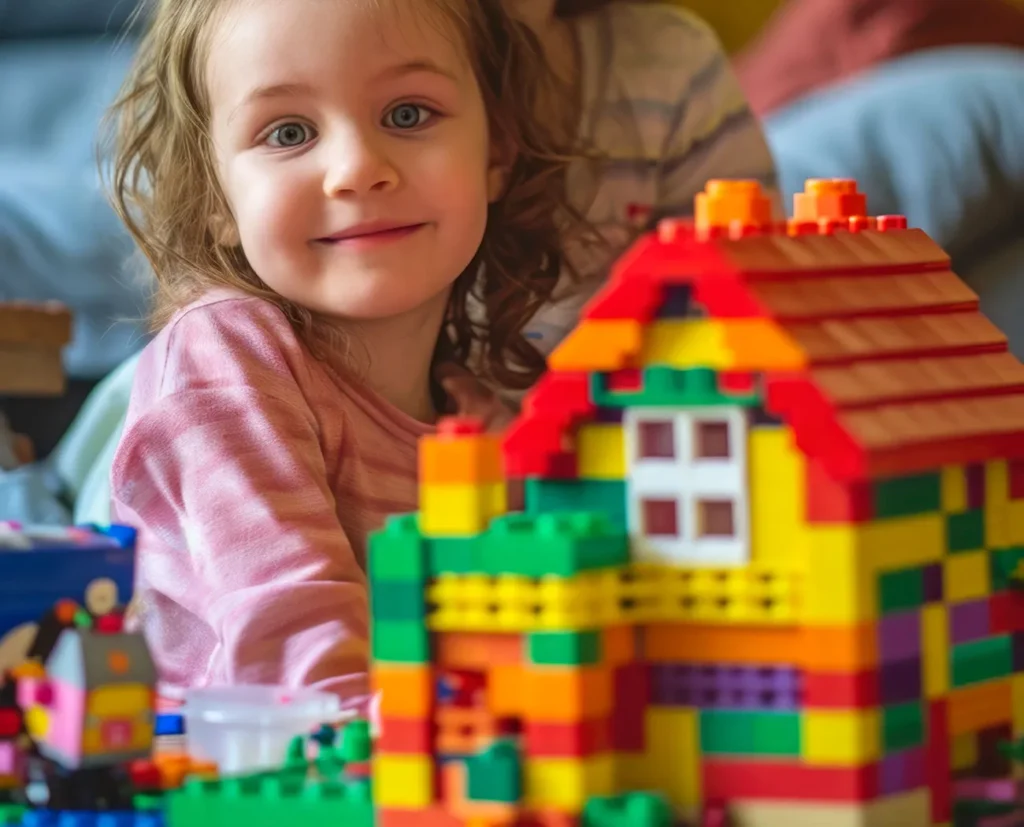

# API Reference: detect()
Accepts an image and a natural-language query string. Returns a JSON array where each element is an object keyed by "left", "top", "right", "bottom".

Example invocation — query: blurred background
[{"left": 0, "top": 0, "right": 1023, "bottom": 521}]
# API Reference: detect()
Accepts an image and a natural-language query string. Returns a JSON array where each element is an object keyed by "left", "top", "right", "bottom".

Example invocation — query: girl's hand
[{"left": 435, "top": 362, "right": 517, "bottom": 433}]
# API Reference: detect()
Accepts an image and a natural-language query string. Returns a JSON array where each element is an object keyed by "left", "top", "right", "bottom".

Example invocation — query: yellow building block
[
  {"left": 420, "top": 482, "right": 506, "bottom": 536},
  {"left": 943, "top": 552, "right": 990, "bottom": 603},
  {"left": 373, "top": 754, "right": 434, "bottom": 808},
  {"left": 802, "top": 709, "right": 880, "bottom": 765},
  {"left": 803, "top": 526, "right": 872, "bottom": 624},
  {"left": 986, "top": 460, "right": 1011, "bottom": 548},
  {"left": 862, "top": 513, "right": 945, "bottom": 572},
  {"left": 643, "top": 707, "right": 702, "bottom": 814},
  {"left": 638, "top": 319, "right": 731, "bottom": 370},
  {"left": 728, "top": 789, "right": 930, "bottom": 827},
  {"left": 615, "top": 753, "right": 654, "bottom": 799},
  {"left": 1012, "top": 674, "right": 1024, "bottom": 738},
  {"left": 941, "top": 466, "right": 967, "bottom": 513},
  {"left": 524, "top": 754, "right": 614, "bottom": 810},
  {"left": 1008, "top": 499, "right": 1024, "bottom": 546},
  {"left": 749, "top": 426, "right": 808, "bottom": 571},
  {"left": 951, "top": 732, "right": 978, "bottom": 772},
  {"left": 577, "top": 424, "right": 625, "bottom": 479},
  {"left": 921, "top": 604, "right": 949, "bottom": 698}
]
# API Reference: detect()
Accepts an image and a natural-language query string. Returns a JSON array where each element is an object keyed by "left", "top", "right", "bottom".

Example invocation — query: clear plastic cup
[{"left": 181, "top": 685, "right": 342, "bottom": 774}]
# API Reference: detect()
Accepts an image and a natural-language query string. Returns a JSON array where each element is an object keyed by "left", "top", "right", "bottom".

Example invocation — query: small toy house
[
  {"left": 367, "top": 179, "right": 1024, "bottom": 827},
  {"left": 17, "top": 623, "right": 156, "bottom": 770}
]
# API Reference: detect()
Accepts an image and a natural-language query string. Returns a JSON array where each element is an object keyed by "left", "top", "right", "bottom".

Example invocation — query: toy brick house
[{"left": 368, "top": 179, "right": 1024, "bottom": 827}]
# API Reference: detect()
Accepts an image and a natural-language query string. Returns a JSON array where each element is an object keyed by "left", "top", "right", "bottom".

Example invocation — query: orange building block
[
  {"left": 801, "top": 624, "right": 878, "bottom": 672},
  {"left": 601, "top": 626, "right": 636, "bottom": 666},
  {"left": 420, "top": 431, "right": 503, "bottom": 485},
  {"left": 373, "top": 664, "right": 434, "bottom": 717},
  {"left": 487, "top": 665, "right": 523, "bottom": 718},
  {"left": 547, "top": 320, "right": 643, "bottom": 372},
  {"left": 436, "top": 633, "right": 523, "bottom": 670},
  {"left": 947, "top": 680, "right": 1012, "bottom": 736},
  {"left": 522, "top": 666, "right": 613, "bottom": 721},
  {"left": 436, "top": 707, "right": 499, "bottom": 755}
]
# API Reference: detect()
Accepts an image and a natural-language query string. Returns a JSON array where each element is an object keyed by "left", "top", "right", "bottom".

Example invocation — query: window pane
[
  {"left": 642, "top": 499, "right": 679, "bottom": 536},
  {"left": 695, "top": 421, "right": 730, "bottom": 459},
  {"left": 698, "top": 500, "right": 735, "bottom": 537},
  {"left": 639, "top": 421, "right": 675, "bottom": 459}
]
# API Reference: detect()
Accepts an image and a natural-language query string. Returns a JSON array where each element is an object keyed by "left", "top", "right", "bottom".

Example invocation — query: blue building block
[
  {"left": 154, "top": 714, "right": 184, "bottom": 737},
  {"left": 18, "top": 813, "right": 163, "bottom": 827}
]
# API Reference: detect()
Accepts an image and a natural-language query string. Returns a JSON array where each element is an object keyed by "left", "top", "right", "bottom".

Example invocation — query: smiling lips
[{"left": 317, "top": 220, "right": 425, "bottom": 248}]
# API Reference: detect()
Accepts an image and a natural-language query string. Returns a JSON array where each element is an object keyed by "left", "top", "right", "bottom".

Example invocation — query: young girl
[{"left": 108, "top": 0, "right": 581, "bottom": 712}]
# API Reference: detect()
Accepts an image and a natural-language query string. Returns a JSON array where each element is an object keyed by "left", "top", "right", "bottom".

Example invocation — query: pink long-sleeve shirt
[{"left": 111, "top": 289, "right": 432, "bottom": 711}]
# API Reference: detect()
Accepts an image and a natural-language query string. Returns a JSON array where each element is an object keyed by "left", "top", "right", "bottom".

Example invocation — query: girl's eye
[
  {"left": 383, "top": 104, "right": 433, "bottom": 130},
  {"left": 266, "top": 122, "right": 314, "bottom": 148}
]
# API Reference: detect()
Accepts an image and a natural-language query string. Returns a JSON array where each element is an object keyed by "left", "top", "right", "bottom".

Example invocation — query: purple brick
[
  {"left": 878, "top": 747, "right": 926, "bottom": 795},
  {"left": 651, "top": 663, "right": 801, "bottom": 709},
  {"left": 950, "top": 599, "right": 991, "bottom": 644},
  {"left": 878, "top": 611, "right": 920, "bottom": 662},
  {"left": 966, "top": 463, "right": 986, "bottom": 509},
  {"left": 922, "top": 563, "right": 944, "bottom": 603},
  {"left": 594, "top": 407, "right": 624, "bottom": 423},
  {"left": 880, "top": 658, "right": 922, "bottom": 704}
]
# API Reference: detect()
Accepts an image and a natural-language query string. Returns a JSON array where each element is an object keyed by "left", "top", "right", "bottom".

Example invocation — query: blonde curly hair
[{"left": 107, "top": 0, "right": 583, "bottom": 390}]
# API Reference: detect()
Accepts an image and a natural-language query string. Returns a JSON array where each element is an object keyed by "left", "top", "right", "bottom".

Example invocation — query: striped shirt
[
  {"left": 523, "top": 2, "right": 781, "bottom": 356},
  {"left": 111, "top": 290, "right": 432, "bottom": 711}
]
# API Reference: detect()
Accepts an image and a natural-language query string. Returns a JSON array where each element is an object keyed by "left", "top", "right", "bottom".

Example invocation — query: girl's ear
[
  {"left": 209, "top": 212, "right": 241, "bottom": 247},
  {"left": 487, "top": 140, "right": 515, "bottom": 203}
]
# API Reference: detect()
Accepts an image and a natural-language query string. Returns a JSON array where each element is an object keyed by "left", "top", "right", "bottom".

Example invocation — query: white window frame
[{"left": 624, "top": 406, "right": 749, "bottom": 566}]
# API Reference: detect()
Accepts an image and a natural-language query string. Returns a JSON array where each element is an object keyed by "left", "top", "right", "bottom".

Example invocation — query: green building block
[
  {"left": 528, "top": 630, "right": 601, "bottom": 665},
  {"left": 878, "top": 567, "right": 924, "bottom": 614},
  {"left": 428, "top": 535, "right": 483, "bottom": 575},
  {"left": 340, "top": 720, "right": 372, "bottom": 763},
  {"left": 481, "top": 512, "right": 628, "bottom": 577},
  {"left": 371, "top": 619, "right": 430, "bottom": 663},
  {"left": 370, "top": 579, "right": 426, "bottom": 622},
  {"left": 166, "top": 773, "right": 373, "bottom": 827},
  {"left": 583, "top": 792, "right": 673, "bottom": 827},
  {"left": 0, "top": 805, "right": 25, "bottom": 827},
  {"left": 947, "top": 510, "right": 986, "bottom": 553},
  {"left": 368, "top": 514, "right": 428, "bottom": 582},
  {"left": 699, "top": 710, "right": 801, "bottom": 757},
  {"left": 466, "top": 739, "right": 522, "bottom": 803},
  {"left": 873, "top": 472, "right": 941, "bottom": 519},
  {"left": 592, "top": 367, "right": 761, "bottom": 408},
  {"left": 990, "top": 547, "right": 1024, "bottom": 592},
  {"left": 951, "top": 635, "right": 1014, "bottom": 687},
  {"left": 881, "top": 702, "right": 924, "bottom": 752},
  {"left": 525, "top": 479, "right": 627, "bottom": 531}
]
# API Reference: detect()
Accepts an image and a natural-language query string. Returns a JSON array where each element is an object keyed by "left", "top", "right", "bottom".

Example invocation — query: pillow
[
  {"left": 765, "top": 47, "right": 1024, "bottom": 264},
  {"left": 736, "top": 0, "right": 1024, "bottom": 116}
]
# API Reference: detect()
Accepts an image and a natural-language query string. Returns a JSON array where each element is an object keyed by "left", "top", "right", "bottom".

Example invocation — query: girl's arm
[{"left": 111, "top": 302, "right": 372, "bottom": 711}]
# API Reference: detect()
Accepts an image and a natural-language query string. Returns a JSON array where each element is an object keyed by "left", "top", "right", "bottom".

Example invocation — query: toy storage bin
[{"left": 181, "top": 685, "right": 341, "bottom": 774}]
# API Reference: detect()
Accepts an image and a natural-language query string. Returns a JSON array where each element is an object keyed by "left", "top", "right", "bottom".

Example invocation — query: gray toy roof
[{"left": 46, "top": 627, "right": 156, "bottom": 689}]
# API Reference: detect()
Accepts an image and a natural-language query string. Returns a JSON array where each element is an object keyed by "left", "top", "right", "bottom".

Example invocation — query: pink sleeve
[{"left": 111, "top": 306, "right": 370, "bottom": 710}]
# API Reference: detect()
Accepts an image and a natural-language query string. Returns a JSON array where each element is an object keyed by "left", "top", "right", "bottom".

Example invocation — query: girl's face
[{"left": 207, "top": 0, "right": 503, "bottom": 323}]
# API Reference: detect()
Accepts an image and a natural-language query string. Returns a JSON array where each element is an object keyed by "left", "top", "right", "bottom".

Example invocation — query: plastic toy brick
[
  {"left": 482, "top": 513, "right": 629, "bottom": 579},
  {"left": 697, "top": 709, "right": 801, "bottom": 757},
  {"left": 372, "top": 664, "right": 434, "bottom": 718},
  {"left": 0, "top": 806, "right": 23, "bottom": 827},
  {"left": 370, "top": 579, "right": 427, "bottom": 622},
  {"left": 368, "top": 515, "right": 429, "bottom": 582},
  {"left": 879, "top": 659, "right": 922, "bottom": 705},
  {"left": 153, "top": 714, "right": 183, "bottom": 738},
  {"left": 466, "top": 740, "right": 522, "bottom": 803},
  {"left": 166, "top": 772, "right": 374, "bottom": 827},
  {"left": 371, "top": 620, "right": 430, "bottom": 663},
  {"left": 650, "top": 663, "right": 801, "bottom": 710},
  {"left": 950, "top": 634, "right": 1014, "bottom": 688},
  {"left": 581, "top": 792, "right": 673, "bottom": 827},
  {"left": 547, "top": 320, "right": 644, "bottom": 373},
  {"left": 419, "top": 421, "right": 503, "bottom": 485},
  {"left": 419, "top": 481, "right": 507, "bottom": 536},
  {"left": 524, "top": 718, "right": 610, "bottom": 758},
  {"left": 526, "top": 631, "right": 601, "bottom": 666},
  {"left": 524, "top": 480, "right": 627, "bottom": 532},
  {"left": 590, "top": 367, "right": 761, "bottom": 410}
]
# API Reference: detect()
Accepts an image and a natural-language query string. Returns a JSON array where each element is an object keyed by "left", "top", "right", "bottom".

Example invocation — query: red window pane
[
  {"left": 642, "top": 499, "right": 679, "bottom": 537},
  {"left": 639, "top": 421, "right": 675, "bottom": 459},
  {"left": 698, "top": 500, "right": 735, "bottom": 537},
  {"left": 695, "top": 421, "right": 730, "bottom": 459}
]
